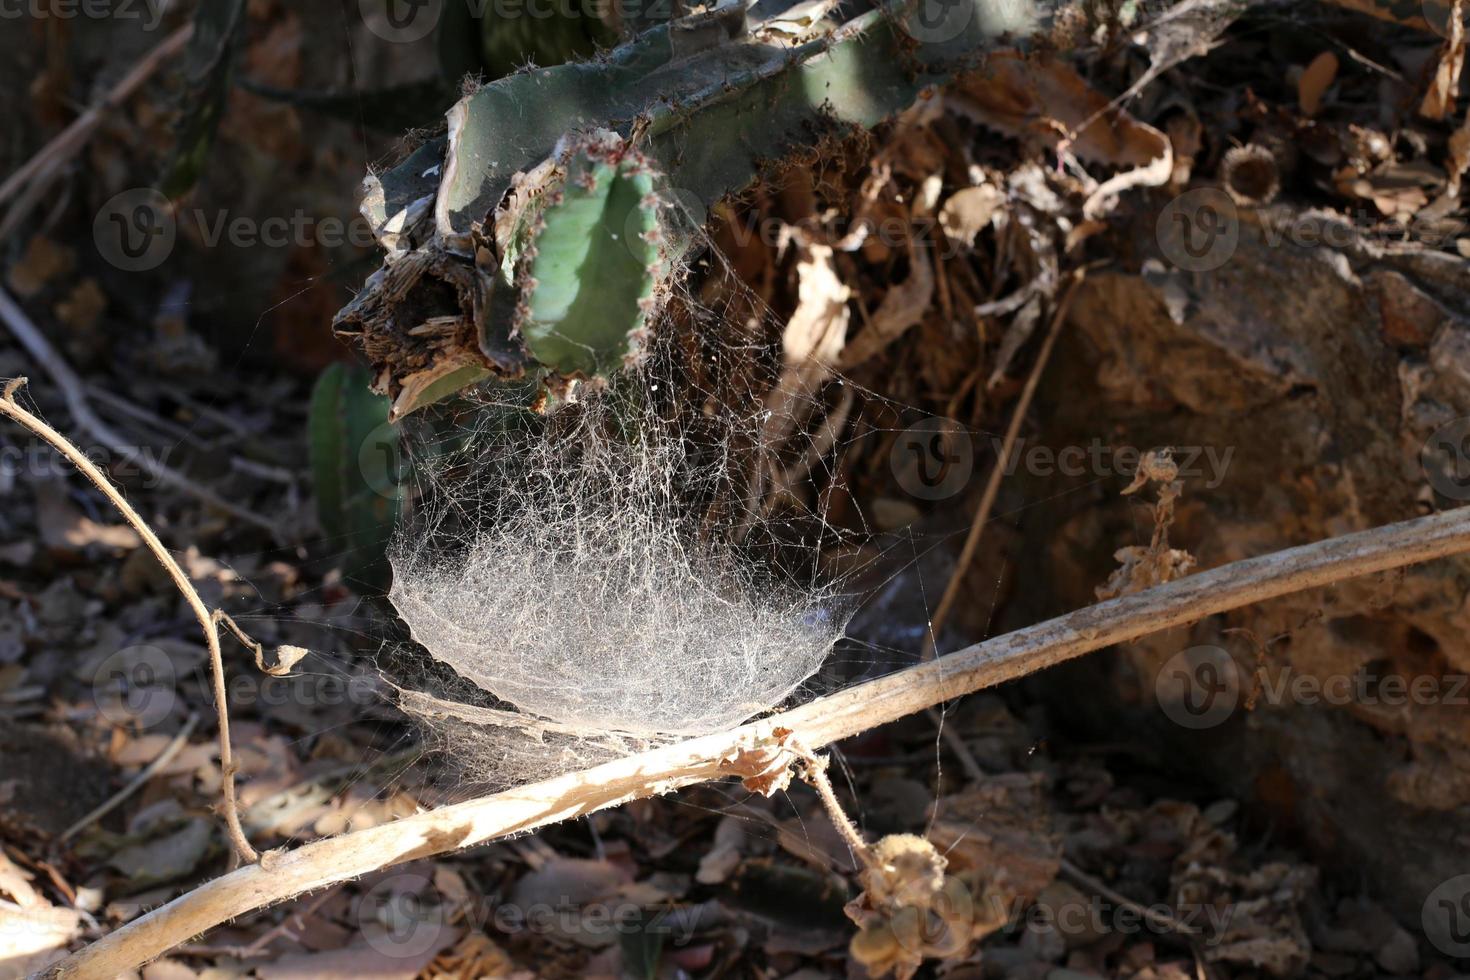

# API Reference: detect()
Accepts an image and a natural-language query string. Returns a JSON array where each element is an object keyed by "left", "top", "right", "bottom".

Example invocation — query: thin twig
[
  {"left": 0, "top": 379, "right": 258, "bottom": 865},
  {"left": 84, "top": 382, "right": 212, "bottom": 449},
  {"left": 924, "top": 267, "right": 1086, "bottom": 660},
  {"left": 40, "top": 504, "right": 1470, "bottom": 979},
  {"left": 58, "top": 713, "right": 201, "bottom": 844},
  {"left": 923, "top": 268, "right": 1086, "bottom": 777},
  {"left": 230, "top": 457, "right": 300, "bottom": 485},
  {"left": 86, "top": 382, "right": 301, "bottom": 484},
  {"left": 1058, "top": 857, "right": 1198, "bottom": 936},
  {"left": 0, "top": 24, "right": 193, "bottom": 210},
  {"left": 790, "top": 739, "right": 871, "bottom": 865},
  {"left": 0, "top": 287, "right": 279, "bottom": 535}
]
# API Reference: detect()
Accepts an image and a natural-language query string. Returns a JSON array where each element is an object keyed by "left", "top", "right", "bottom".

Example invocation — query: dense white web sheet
[
  {"left": 388, "top": 386, "right": 845, "bottom": 737},
  {"left": 382, "top": 226, "right": 872, "bottom": 783}
]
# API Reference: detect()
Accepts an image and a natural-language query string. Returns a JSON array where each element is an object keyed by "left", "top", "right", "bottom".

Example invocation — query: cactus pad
[{"left": 512, "top": 135, "right": 666, "bottom": 378}]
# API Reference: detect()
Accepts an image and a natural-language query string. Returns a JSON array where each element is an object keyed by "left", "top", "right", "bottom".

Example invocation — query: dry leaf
[
  {"left": 1298, "top": 51, "right": 1339, "bottom": 116},
  {"left": 389, "top": 355, "right": 491, "bottom": 421},
  {"left": 1098, "top": 451, "right": 1196, "bottom": 598},
  {"left": 35, "top": 485, "right": 142, "bottom": 552},
  {"left": 425, "top": 932, "right": 522, "bottom": 980},
  {"left": 696, "top": 815, "right": 748, "bottom": 884},
  {"left": 1370, "top": 184, "right": 1432, "bottom": 217},
  {"left": 257, "top": 938, "right": 457, "bottom": 980},
  {"left": 0, "top": 541, "right": 36, "bottom": 566},
  {"left": 1449, "top": 112, "right": 1470, "bottom": 197},
  {"left": 839, "top": 247, "right": 934, "bottom": 370},
  {"left": 0, "top": 851, "right": 39, "bottom": 906},
  {"left": 1165, "top": 112, "right": 1203, "bottom": 185},
  {"left": 759, "top": 239, "right": 849, "bottom": 454},
  {"left": 106, "top": 818, "right": 214, "bottom": 893},
  {"left": 938, "top": 184, "right": 1005, "bottom": 246},
  {"left": 140, "top": 959, "right": 200, "bottom": 980},
  {"left": 722, "top": 743, "right": 796, "bottom": 796},
  {"left": 264, "top": 644, "right": 310, "bottom": 676},
  {"left": 54, "top": 279, "right": 108, "bottom": 334},
  {"left": 946, "top": 53, "right": 1173, "bottom": 219},
  {"left": 0, "top": 900, "right": 80, "bottom": 976},
  {"left": 5, "top": 236, "right": 74, "bottom": 298},
  {"left": 1421, "top": 0, "right": 1465, "bottom": 121}
]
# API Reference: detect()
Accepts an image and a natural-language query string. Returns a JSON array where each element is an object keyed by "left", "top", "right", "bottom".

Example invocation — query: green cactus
[
  {"left": 338, "top": 0, "right": 1043, "bottom": 411},
  {"left": 309, "top": 363, "right": 402, "bottom": 590},
  {"left": 509, "top": 135, "right": 664, "bottom": 377}
]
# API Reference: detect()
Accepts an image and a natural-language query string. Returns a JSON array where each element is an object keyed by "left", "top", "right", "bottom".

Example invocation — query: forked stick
[
  {"left": 43, "top": 503, "right": 1470, "bottom": 979},
  {"left": 0, "top": 379, "right": 259, "bottom": 865}
]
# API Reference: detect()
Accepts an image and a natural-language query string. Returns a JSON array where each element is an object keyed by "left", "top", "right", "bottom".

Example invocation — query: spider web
[{"left": 379, "top": 199, "right": 935, "bottom": 788}]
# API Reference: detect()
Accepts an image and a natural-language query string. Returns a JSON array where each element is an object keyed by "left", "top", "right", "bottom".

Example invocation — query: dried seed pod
[{"left": 1220, "top": 144, "right": 1280, "bottom": 206}]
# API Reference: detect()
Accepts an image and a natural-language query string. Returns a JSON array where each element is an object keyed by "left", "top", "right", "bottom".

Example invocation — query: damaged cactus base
[
  {"left": 336, "top": 133, "right": 670, "bottom": 419},
  {"left": 335, "top": 0, "right": 1042, "bottom": 416}
]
